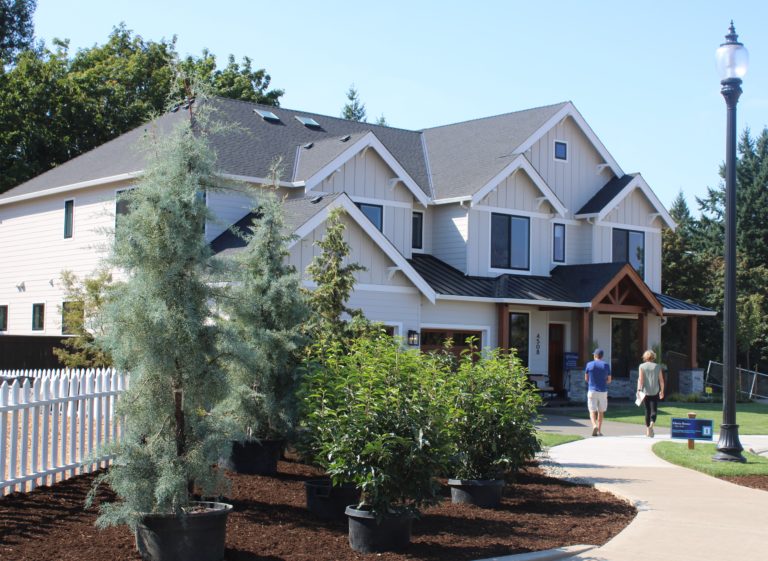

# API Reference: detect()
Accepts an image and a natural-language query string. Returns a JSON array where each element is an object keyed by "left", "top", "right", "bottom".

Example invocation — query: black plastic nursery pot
[
  {"left": 134, "top": 501, "right": 232, "bottom": 561},
  {"left": 345, "top": 505, "right": 413, "bottom": 553},
  {"left": 218, "top": 438, "right": 284, "bottom": 475},
  {"left": 447, "top": 478, "right": 505, "bottom": 508},
  {"left": 305, "top": 478, "right": 360, "bottom": 520}
]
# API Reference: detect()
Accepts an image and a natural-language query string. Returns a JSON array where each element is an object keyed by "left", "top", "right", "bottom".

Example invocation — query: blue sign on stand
[
  {"left": 670, "top": 418, "right": 714, "bottom": 441},
  {"left": 563, "top": 352, "right": 579, "bottom": 369}
]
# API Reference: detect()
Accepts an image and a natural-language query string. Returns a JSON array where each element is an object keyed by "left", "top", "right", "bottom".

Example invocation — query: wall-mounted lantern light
[{"left": 407, "top": 330, "right": 420, "bottom": 346}]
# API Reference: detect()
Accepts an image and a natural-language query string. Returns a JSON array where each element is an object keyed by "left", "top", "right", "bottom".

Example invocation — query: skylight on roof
[
  {"left": 254, "top": 109, "right": 280, "bottom": 122},
  {"left": 295, "top": 115, "right": 321, "bottom": 128}
]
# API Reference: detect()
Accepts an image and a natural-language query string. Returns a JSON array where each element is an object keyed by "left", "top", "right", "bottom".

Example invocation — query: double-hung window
[
  {"left": 613, "top": 228, "right": 645, "bottom": 277},
  {"left": 491, "top": 213, "right": 530, "bottom": 270}
]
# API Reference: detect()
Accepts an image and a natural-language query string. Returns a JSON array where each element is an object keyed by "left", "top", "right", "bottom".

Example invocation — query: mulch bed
[
  {"left": 0, "top": 460, "right": 637, "bottom": 561},
  {"left": 719, "top": 475, "right": 768, "bottom": 491}
]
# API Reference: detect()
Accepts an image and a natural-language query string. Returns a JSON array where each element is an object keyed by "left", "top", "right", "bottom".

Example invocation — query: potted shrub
[
  {"left": 302, "top": 333, "right": 451, "bottom": 552},
  {"left": 445, "top": 344, "right": 542, "bottom": 508},
  {"left": 217, "top": 184, "right": 309, "bottom": 475},
  {"left": 88, "top": 97, "right": 234, "bottom": 561}
]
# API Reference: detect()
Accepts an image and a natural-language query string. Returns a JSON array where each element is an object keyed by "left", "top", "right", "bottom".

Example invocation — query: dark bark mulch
[
  {"left": 0, "top": 460, "right": 636, "bottom": 561},
  {"left": 719, "top": 475, "right": 768, "bottom": 491}
]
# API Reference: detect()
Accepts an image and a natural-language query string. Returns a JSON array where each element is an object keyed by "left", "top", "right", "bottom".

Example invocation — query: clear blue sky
[{"left": 33, "top": 1, "right": 768, "bottom": 213}]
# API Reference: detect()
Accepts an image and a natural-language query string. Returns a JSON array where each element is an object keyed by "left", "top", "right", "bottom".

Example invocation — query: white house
[{"left": 0, "top": 97, "right": 714, "bottom": 395}]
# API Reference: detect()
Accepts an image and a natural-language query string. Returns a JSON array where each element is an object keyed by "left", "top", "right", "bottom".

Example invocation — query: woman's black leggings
[{"left": 644, "top": 394, "right": 660, "bottom": 427}]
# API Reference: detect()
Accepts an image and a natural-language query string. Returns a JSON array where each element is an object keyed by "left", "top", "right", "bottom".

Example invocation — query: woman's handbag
[{"left": 635, "top": 390, "right": 646, "bottom": 407}]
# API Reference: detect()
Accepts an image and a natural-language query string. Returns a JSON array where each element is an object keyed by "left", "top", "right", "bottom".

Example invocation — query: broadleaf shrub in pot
[
  {"left": 447, "top": 344, "right": 542, "bottom": 481},
  {"left": 300, "top": 332, "right": 452, "bottom": 519}
]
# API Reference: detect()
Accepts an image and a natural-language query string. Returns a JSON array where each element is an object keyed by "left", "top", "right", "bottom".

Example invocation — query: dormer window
[{"left": 554, "top": 141, "right": 568, "bottom": 161}]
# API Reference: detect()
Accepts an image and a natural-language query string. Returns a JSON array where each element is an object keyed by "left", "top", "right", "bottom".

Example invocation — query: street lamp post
[{"left": 713, "top": 21, "right": 747, "bottom": 463}]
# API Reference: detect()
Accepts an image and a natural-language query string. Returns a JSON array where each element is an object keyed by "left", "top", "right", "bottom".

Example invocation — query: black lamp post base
[{"left": 713, "top": 423, "right": 746, "bottom": 462}]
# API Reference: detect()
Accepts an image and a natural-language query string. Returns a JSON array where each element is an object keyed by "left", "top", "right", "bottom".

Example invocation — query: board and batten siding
[
  {"left": 525, "top": 116, "right": 610, "bottom": 217},
  {"left": 0, "top": 183, "right": 128, "bottom": 336},
  {"left": 431, "top": 204, "right": 468, "bottom": 272},
  {"left": 564, "top": 222, "right": 592, "bottom": 265},
  {"left": 347, "top": 290, "right": 421, "bottom": 338},
  {"left": 288, "top": 216, "right": 411, "bottom": 288},
  {"left": 318, "top": 149, "right": 418, "bottom": 257},
  {"left": 591, "top": 223, "right": 662, "bottom": 292}
]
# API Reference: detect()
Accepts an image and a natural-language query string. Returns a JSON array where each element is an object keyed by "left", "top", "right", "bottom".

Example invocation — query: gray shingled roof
[
  {"left": 0, "top": 98, "right": 432, "bottom": 202},
  {"left": 576, "top": 173, "right": 637, "bottom": 215},
  {"left": 421, "top": 102, "right": 568, "bottom": 200},
  {"left": 210, "top": 193, "right": 340, "bottom": 259}
]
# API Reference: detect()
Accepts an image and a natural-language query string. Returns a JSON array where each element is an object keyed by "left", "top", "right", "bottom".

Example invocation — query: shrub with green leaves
[
  {"left": 300, "top": 332, "right": 452, "bottom": 518},
  {"left": 446, "top": 345, "right": 542, "bottom": 480}
]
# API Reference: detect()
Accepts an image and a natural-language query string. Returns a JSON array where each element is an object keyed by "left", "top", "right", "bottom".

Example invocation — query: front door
[
  {"left": 611, "top": 317, "right": 639, "bottom": 378},
  {"left": 548, "top": 324, "right": 565, "bottom": 391}
]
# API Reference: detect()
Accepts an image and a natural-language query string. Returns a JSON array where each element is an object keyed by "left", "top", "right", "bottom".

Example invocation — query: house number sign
[{"left": 535, "top": 333, "right": 541, "bottom": 355}]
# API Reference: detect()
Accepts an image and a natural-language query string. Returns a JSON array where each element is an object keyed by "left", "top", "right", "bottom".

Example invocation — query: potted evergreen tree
[
  {"left": 217, "top": 182, "right": 309, "bottom": 475},
  {"left": 302, "top": 333, "right": 451, "bottom": 552},
  {"left": 88, "top": 96, "right": 234, "bottom": 561},
  {"left": 445, "top": 344, "right": 542, "bottom": 508}
]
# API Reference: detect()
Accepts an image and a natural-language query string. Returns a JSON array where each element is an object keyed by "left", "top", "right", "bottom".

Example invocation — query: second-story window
[
  {"left": 412, "top": 211, "right": 423, "bottom": 250},
  {"left": 553, "top": 223, "right": 565, "bottom": 263},
  {"left": 491, "top": 213, "right": 529, "bottom": 270},
  {"left": 64, "top": 200, "right": 74, "bottom": 239},
  {"left": 613, "top": 228, "right": 645, "bottom": 278},
  {"left": 32, "top": 303, "right": 45, "bottom": 331},
  {"left": 554, "top": 141, "right": 568, "bottom": 161},
  {"left": 356, "top": 203, "right": 383, "bottom": 231}
]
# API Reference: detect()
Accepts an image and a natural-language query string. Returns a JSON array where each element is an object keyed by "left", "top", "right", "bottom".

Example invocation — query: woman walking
[{"left": 637, "top": 350, "right": 665, "bottom": 437}]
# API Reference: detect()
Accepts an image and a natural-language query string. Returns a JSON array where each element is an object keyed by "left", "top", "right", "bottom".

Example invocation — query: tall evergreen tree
[
  {"left": 91, "top": 94, "right": 231, "bottom": 528},
  {"left": 341, "top": 83, "right": 366, "bottom": 122},
  {"left": 305, "top": 207, "right": 366, "bottom": 347},
  {"left": 218, "top": 169, "right": 309, "bottom": 441}
]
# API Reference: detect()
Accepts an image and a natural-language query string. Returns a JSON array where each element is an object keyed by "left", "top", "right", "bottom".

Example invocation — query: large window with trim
[
  {"left": 491, "top": 213, "right": 529, "bottom": 270},
  {"left": 355, "top": 203, "right": 383, "bottom": 231},
  {"left": 509, "top": 312, "right": 530, "bottom": 367},
  {"left": 612, "top": 228, "right": 645, "bottom": 277}
]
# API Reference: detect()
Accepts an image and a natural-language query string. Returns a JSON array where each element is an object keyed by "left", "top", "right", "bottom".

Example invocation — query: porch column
[
  {"left": 578, "top": 308, "right": 590, "bottom": 366},
  {"left": 497, "top": 303, "right": 509, "bottom": 351},
  {"left": 638, "top": 313, "right": 648, "bottom": 353},
  {"left": 688, "top": 316, "right": 698, "bottom": 368}
]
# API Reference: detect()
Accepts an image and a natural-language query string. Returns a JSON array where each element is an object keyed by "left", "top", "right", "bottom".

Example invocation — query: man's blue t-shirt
[{"left": 585, "top": 360, "right": 611, "bottom": 392}]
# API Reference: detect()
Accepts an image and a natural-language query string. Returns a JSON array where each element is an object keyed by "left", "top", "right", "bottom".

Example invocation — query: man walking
[{"left": 585, "top": 348, "right": 611, "bottom": 436}]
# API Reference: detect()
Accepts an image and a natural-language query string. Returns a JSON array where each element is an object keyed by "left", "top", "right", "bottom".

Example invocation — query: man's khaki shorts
[{"left": 587, "top": 391, "right": 608, "bottom": 412}]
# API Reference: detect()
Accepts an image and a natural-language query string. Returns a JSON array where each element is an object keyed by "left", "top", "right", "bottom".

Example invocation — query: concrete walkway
[{"left": 526, "top": 413, "right": 768, "bottom": 561}]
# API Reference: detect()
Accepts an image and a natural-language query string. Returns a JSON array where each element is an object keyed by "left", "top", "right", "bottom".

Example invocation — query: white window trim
[
  {"left": 350, "top": 195, "right": 412, "bottom": 210},
  {"left": 411, "top": 210, "right": 425, "bottom": 253},
  {"left": 31, "top": 302, "right": 45, "bottom": 332},
  {"left": 354, "top": 201, "right": 385, "bottom": 232},
  {"left": 554, "top": 140, "right": 569, "bottom": 162},
  {"left": 551, "top": 222, "right": 566, "bottom": 265},
  {"left": 488, "top": 211, "right": 531, "bottom": 273}
]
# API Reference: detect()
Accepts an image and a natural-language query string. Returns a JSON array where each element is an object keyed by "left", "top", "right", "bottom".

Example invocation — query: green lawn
[
  {"left": 653, "top": 441, "right": 768, "bottom": 477},
  {"left": 537, "top": 432, "right": 582, "bottom": 448},
  {"left": 604, "top": 401, "right": 768, "bottom": 434}
]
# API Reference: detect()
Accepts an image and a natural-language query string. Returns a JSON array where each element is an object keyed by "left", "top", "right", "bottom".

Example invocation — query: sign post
[{"left": 671, "top": 416, "right": 714, "bottom": 448}]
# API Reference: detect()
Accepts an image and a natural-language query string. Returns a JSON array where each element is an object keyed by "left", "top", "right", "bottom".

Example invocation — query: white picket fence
[{"left": 0, "top": 368, "right": 128, "bottom": 496}]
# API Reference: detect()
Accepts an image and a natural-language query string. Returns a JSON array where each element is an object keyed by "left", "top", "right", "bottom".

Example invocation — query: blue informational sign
[
  {"left": 670, "top": 418, "right": 714, "bottom": 441},
  {"left": 563, "top": 352, "right": 579, "bottom": 369}
]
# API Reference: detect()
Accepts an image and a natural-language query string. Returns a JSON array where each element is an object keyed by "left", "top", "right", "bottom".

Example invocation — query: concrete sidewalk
[{"left": 529, "top": 413, "right": 768, "bottom": 561}]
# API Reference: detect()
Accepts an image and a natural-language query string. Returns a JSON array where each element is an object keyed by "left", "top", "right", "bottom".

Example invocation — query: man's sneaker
[{"left": 592, "top": 427, "right": 599, "bottom": 436}]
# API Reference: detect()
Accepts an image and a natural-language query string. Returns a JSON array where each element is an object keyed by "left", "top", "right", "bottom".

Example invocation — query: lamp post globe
[{"left": 713, "top": 21, "right": 747, "bottom": 463}]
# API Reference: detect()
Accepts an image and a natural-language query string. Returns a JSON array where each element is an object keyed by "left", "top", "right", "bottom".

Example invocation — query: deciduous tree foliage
[
  {"left": 0, "top": 0, "right": 35, "bottom": 64},
  {"left": 0, "top": 24, "right": 283, "bottom": 193}
]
